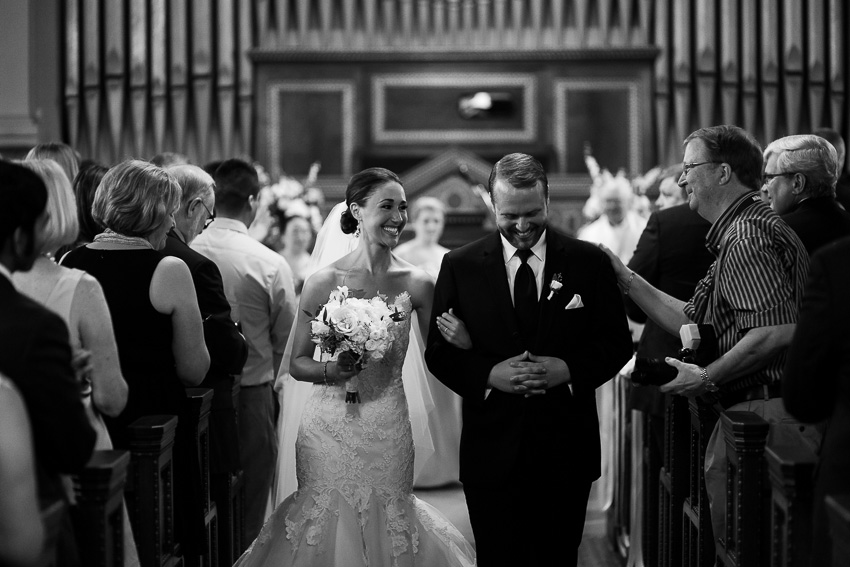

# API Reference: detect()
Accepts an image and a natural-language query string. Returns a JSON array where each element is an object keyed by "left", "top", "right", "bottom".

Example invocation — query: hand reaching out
[{"left": 437, "top": 308, "right": 472, "bottom": 350}]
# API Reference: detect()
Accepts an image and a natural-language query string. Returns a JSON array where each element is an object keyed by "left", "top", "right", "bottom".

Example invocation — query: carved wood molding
[
  {"left": 266, "top": 80, "right": 355, "bottom": 177},
  {"left": 372, "top": 72, "right": 537, "bottom": 144},
  {"left": 249, "top": 48, "right": 661, "bottom": 63},
  {"left": 553, "top": 78, "right": 641, "bottom": 175}
]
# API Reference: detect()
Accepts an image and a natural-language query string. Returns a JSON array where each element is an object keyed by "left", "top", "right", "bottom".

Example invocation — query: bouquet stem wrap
[{"left": 345, "top": 378, "right": 361, "bottom": 404}]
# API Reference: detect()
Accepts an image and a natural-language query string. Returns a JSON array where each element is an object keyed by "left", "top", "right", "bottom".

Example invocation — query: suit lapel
[
  {"left": 482, "top": 233, "right": 523, "bottom": 345},
  {"left": 534, "top": 232, "right": 568, "bottom": 351}
]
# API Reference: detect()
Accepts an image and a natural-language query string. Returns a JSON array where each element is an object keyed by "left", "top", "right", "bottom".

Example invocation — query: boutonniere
[{"left": 547, "top": 274, "right": 563, "bottom": 300}]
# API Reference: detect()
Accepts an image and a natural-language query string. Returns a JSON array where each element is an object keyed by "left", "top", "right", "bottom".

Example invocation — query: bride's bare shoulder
[{"left": 391, "top": 259, "right": 433, "bottom": 303}]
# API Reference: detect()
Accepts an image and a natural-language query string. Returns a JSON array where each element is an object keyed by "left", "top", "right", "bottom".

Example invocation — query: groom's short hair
[{"left": 488, "top": 153, "right": 549, "bottom": 201}]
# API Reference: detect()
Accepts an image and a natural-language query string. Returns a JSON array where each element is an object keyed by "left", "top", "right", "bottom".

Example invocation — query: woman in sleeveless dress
[
  {"left": 13, "top": 158, "right": 137, "bottom": 565},
  {"left": 62, "top": 159, "right": 210, "bottom": 559},
  {"left": 237, "top": 168, "right": 475, "bottom": 566}
]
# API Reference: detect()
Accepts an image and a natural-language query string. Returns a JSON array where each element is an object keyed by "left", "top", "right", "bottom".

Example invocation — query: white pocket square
[{"left": 565, "top": 294, "right": 584, "bottom": 310}]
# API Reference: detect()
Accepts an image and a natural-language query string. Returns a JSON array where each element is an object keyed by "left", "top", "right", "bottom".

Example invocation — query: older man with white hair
[
  {"left": 762, "top": 134, "right": 850, "bottom": 254},
  {"left": 162, "top": 164, "right": 248, "bottom": 481},
  {"left": 578, "top": 173, "right": 647, "bottom": 264}
]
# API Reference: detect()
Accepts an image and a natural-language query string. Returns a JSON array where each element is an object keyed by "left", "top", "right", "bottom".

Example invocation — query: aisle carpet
[{"left": 414, "top": 483, "right": 622, "bottom": 566}]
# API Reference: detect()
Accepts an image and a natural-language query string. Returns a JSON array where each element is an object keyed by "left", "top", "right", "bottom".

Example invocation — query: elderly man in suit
[
  {"left": 163, "top": 164, "right": 248, "bottom": 478},
  {"left": 425, "top": 153, "right": 633, "bottom": 567},
  {"left": 762, "top": 134, "right": 850, "bottom": 254}
]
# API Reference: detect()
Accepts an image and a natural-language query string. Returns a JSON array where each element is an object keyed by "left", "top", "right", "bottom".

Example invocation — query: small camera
[{"left": 632, "top": 324, "right": 716, "bottom": 386}]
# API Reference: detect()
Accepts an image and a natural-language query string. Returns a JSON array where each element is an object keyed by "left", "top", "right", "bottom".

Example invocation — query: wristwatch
[{"left": 700, "top": 367, "right": 719, "bottom": 393}]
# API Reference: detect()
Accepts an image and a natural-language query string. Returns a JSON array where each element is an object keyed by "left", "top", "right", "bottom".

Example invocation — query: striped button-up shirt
[{"left": 684, "top": 192, "right": 809, "bottom": 392}]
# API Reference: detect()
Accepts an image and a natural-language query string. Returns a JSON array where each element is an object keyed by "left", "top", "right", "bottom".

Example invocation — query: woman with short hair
[{"left": 62, "top": 159, "right": 210, "bottom": 558}]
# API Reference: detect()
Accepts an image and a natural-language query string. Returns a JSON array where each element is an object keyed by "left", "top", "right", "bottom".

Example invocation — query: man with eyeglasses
[
  {"left": 599, "top": 125, "right": 818, "bottom": 549},
  {"left": 162, "top": 164, "right": 249, "bottom": 500},
  {"left": 762, "top": 134, "right": 850, "bottom": 255}
]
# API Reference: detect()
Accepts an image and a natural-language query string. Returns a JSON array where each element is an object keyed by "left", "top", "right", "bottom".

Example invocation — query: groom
[{"left": 425, "top": 153, "right": 633, "bottom": 567}]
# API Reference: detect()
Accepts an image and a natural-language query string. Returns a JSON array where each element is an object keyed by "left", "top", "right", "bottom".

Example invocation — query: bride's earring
[{"left": 354, "top": 217, "right": 361, "bottom": 238}]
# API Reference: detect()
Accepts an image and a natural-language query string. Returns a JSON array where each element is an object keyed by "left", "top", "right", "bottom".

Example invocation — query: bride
[{"left": 236, "top": 168, "right": 476, "bottom": 566}]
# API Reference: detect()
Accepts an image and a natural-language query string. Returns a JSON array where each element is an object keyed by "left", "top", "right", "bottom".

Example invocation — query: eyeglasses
[
  {"left": 682, "top": 161, "right": 721, "bottom": 176},
  {"left": 197, "top": 199, "right": 216, "bottom": 229},
  {"left": 762, "top": 171, "right": 804, "bottom": 185}
]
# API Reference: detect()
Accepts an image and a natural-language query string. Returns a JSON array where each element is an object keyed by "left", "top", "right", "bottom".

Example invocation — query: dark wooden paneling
[
  {"left": 383, "top": 86, "right": 526, "bottom": 131},
  {"left": 276, "top": 90, "right": 345, "bottom": 175},
  {"left": 563, "top": 88, "right": 632, "bottom": 173}
]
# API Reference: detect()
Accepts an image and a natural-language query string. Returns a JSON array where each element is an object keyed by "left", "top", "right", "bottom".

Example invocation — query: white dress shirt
[
  {"left": 500, "top": 230, "right": 547, "bottom": 304},
  {"left": 192, "top": 217, "right": 296, "bottom": 386}
]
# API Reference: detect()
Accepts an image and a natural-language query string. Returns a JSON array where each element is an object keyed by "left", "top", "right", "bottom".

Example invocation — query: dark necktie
[{"left": 514, "top": 249, "right": 539, "bottom": 341}]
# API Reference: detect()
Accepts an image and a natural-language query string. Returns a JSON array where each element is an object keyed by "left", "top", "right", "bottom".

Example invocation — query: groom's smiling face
[{"left": 492, "top": 178, "right": 548, "bottom": 251}]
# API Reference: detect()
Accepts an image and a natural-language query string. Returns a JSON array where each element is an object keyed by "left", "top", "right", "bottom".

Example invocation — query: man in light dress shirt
[{"left": 191, "top": 159, "right": 296, "bottom": 542}]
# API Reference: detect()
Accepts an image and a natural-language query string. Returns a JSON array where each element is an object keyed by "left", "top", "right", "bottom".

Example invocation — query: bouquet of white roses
[{"left": 307, "top": 286, "right": 409, "bottom": 403}]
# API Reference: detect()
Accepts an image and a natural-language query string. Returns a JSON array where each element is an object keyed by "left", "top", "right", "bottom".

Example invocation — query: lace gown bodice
[
  {"left": 296, "top": 306, "right": 415, "bottom": 501},
  {"left": 237, "top": 294, "right": 475, "bottom": 567}
]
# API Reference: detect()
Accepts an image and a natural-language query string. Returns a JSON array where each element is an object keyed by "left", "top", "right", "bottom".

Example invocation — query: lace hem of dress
[{"left": 245, "top": 488, "right": 473, "bottom": 567}]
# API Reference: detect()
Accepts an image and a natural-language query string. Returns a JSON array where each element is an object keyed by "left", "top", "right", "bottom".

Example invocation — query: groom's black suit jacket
[{"left": 425, "top": 230, "right": 633, "bottom": 484}]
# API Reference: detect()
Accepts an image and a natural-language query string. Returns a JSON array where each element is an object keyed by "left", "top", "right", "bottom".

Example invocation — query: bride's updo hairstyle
[{"left": 340, "top": 167, "right": 402, "bottom": 234}]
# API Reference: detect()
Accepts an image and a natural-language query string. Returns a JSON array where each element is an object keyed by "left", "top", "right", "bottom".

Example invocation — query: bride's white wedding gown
[{"left": 236, "top": 295, "right": 476, "bottom": 566}]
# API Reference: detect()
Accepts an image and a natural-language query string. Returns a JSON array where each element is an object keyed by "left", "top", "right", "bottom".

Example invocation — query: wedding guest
[
  {"left": 62, "top": 159, "right": 209, "bottom": 558},
  {"left": 762, "top": 134, "right": 850, "bottom": 254},
  {"left": 277, "top": 214, "right": 314, "bottom": 295},
  {"left": 0, "top": 375, "right": 44, "bottom": 567},
  {"left": 395, "top": 196, "right": 450, "bottom": 279},
  {"left": 578, "top": 174, "right": 647, "bottom": 264},
  {"left": 426, "top": 153, "right": 634, "bottom": 567},
  {"left": 783, "top": 235, "right": 850, "bottom": 567},
  {"left": 191, "top": 158, "right": 297, "bottom": 542},
  {"left": 654, "top": 165, "right": 690, "bottom": 210},
  {"left": 164, "top": 164, "right": 248, "bottom": 478},
  {"left": 13, "top": 158, "right": 138, "bottom": 566},
  {"left": 812, "top": 127, "right": 850, "bottom": 211},
  {"left": 26, "top": 142, "right": 80, "bottom": 187},
  {"left": 0, "top": 160, "right": 95, "bottom": 566},
  {"left": 395, "top": 196, "right": 461, "bottom": 488},
  {"left": 72, "top": 162, "right": 107, "bottom": 247},
  {"left": 600, "top": 125, "right": 817, "bottom": 545}
]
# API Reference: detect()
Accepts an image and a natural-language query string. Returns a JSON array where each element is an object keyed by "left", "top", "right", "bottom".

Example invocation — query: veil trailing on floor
[{"left": 272, "top": 202, "right": 437, "bottom": 504}]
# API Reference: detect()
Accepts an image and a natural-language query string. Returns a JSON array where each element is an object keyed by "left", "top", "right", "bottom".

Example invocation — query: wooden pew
[
  {"left": 659, "top": 395, "right": 690, "bottom": 567},
  {"left": 825, "top": 494, "right": 850, "bottom": 567},
  {"left": 212, "top": 380, "right": 244, "bottom": 566},
  {"left": 185, "top": 388, "right": 218, "bottom": 567},
  {"left": 716, "top": 411, "right": 770, "bottom": 566},
  {"left": 126, "top": 415, "right": 181, "bottom": 567},
  {"left": 682, "top": 398, "right": 720, "bottom": 567},
  {"left": 72, "top": 449, "right": 131, "bottom": 567},
  {"left": 766, "top": 443, "right": 816, "bottom": 567}
]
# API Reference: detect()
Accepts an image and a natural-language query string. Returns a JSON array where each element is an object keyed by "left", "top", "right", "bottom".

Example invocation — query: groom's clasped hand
[{"left": 491, "top": 351, "right": 571, "bottom": 397}]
